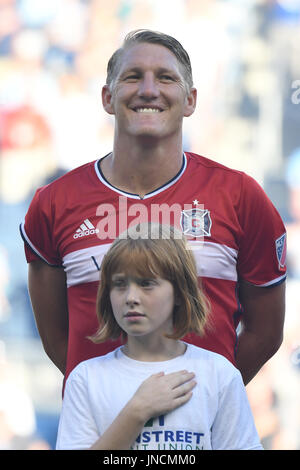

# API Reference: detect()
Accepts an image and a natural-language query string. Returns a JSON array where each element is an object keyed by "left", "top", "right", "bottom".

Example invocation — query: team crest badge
[
  {"left": 275, "top": 233, "right": 287, "bottom": 270},
  {"left": 180, "top": 208, "right": 212, "bottom": 237}
]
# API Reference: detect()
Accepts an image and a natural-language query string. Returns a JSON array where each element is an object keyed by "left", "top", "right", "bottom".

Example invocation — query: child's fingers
[
  {"left": 172, "top": 378, "right": 197, "bottom": 399},
  {"left": 160, "top": 370, "right": 196, "bottom": 389},
  {"left": 135, "top": 371, "right": 197, "bottom": 418},
  {"left": 173, "top": 390, "right": 194, "bottom": 408}
]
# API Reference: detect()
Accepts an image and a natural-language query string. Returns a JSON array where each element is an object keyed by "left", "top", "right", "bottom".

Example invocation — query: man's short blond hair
[{"left": 106, "top": 29, "right": 194, "bottom": 92}]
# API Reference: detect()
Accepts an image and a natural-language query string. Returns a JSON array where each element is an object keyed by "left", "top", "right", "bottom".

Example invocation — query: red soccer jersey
[{"left": 20, "top": 152, "right": 287, "bottom": 382}]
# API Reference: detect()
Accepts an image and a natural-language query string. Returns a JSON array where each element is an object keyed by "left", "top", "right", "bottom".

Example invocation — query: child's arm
[{"left": 90, "top": 370, "right": 196, "bottom": 450}]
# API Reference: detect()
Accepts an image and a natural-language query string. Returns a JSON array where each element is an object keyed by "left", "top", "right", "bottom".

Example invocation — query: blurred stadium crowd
[{"left": 0, "top": 0, "right": 299, "bottom": 450}]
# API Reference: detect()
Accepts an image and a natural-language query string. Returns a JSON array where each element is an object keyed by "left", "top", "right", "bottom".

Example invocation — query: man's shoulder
[
  {"left": 186, "top": 152, "right": 243, "bottom": 173},
  {"left": 38, "top": 160, "right": 98, "bottom": 195},
  {"left": 185, "top": 152, "right": 262, "bottom": 192}
]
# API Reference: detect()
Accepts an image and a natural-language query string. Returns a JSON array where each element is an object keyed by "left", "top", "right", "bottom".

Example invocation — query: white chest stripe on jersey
[
  {"left": 62, "top": 241, "right": 239, "bottom": 288},
  {"left": 62, "top": 244, "right": 109, "bottom": 287},
  {"left": 189, "top": 241, "right": 238, "bottom": 281}
]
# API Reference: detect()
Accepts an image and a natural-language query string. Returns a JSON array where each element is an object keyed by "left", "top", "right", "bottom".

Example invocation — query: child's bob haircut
[{"left": 90, "top": 223, "right": 210, "bottom": 343}]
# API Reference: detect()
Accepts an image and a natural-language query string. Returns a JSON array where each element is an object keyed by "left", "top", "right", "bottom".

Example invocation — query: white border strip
[
  {"left": 62, "top": 243, "right": 111, "bottom": 287},
  {"left": 258, "top": 273, "right": 286, "bottom": 287}
]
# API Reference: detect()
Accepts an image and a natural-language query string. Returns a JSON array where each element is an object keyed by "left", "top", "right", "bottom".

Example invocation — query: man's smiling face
[{"left": 102, "top": 42, "right": 196, "bottom": 142}]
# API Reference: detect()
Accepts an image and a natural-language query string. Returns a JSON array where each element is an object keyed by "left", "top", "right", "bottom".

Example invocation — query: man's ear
[
  {"left": 102, "top": 85, "right": 115, "bottom": 115},
  {"left": 184, "top": 87, "right": 197, "bottom": 118}
]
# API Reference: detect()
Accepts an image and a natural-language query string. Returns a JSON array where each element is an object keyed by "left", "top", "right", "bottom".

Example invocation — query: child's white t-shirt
[{"left": 56, "top": 343, "right": 263, "bottom": 450}]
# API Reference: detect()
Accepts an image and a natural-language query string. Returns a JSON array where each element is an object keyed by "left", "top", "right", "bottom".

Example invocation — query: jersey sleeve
[
  {"left": 237, "top": 173, "right": 287, "bottom": 287},
  {"left": 20, "top": 186, "right": 61, "bottom": 266}
]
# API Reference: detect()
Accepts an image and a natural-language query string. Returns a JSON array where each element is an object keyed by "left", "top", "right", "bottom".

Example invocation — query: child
[{"left": 56, "top": 223, "right": 263, "bottom": 450}]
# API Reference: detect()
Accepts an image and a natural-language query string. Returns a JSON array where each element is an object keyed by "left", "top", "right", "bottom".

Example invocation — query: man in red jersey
[{"left": 20, "top": 30, "right": 286, "bottom": 386}]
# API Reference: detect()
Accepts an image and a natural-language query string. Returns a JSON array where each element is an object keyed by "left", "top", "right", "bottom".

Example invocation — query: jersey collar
[{"left": 94, "top": 152, "right": 187, "bottom": 200}]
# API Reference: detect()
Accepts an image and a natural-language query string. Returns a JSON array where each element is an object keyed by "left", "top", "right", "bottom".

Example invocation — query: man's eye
[
  {"left": 125, "top": 75, "right": 139, "bottom": 80},
  {"left": 160, "top": 75, "right": 174, "bottom": 81}
]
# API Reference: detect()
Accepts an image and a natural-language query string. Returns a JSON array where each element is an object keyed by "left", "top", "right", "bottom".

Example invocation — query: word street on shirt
[
  {"left": 132, "top": 428, "right": 205, "bottom": 450},
  {"left": 131, "top": 415, "right": 205, "bottom": 451}
]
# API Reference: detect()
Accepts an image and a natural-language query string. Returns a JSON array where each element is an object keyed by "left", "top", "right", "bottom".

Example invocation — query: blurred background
[{"left": 0, "top": 0, "right": 299, "bottom": 450}]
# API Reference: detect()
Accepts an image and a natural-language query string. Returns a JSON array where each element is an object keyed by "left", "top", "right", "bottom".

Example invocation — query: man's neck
[{"left": 101, "top": 135, "right": 184, "bottom": 198}]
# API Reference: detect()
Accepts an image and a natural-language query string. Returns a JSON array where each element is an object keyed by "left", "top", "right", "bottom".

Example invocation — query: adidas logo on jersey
[{"left": 73, "top": 219, "right": 99, "bottom": 239}]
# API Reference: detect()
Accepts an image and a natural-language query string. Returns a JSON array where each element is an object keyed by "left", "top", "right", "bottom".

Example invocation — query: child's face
[{"left": 109, "top": 273, "right": 175, "bottom": 339}]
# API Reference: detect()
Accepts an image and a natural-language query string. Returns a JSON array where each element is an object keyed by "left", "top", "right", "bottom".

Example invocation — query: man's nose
[
  {"left": 126, "top": 283, "right": 140, "bottom": 305},
  {"left": 137, "top": 73, "right": 160, "bottom": 99}
]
